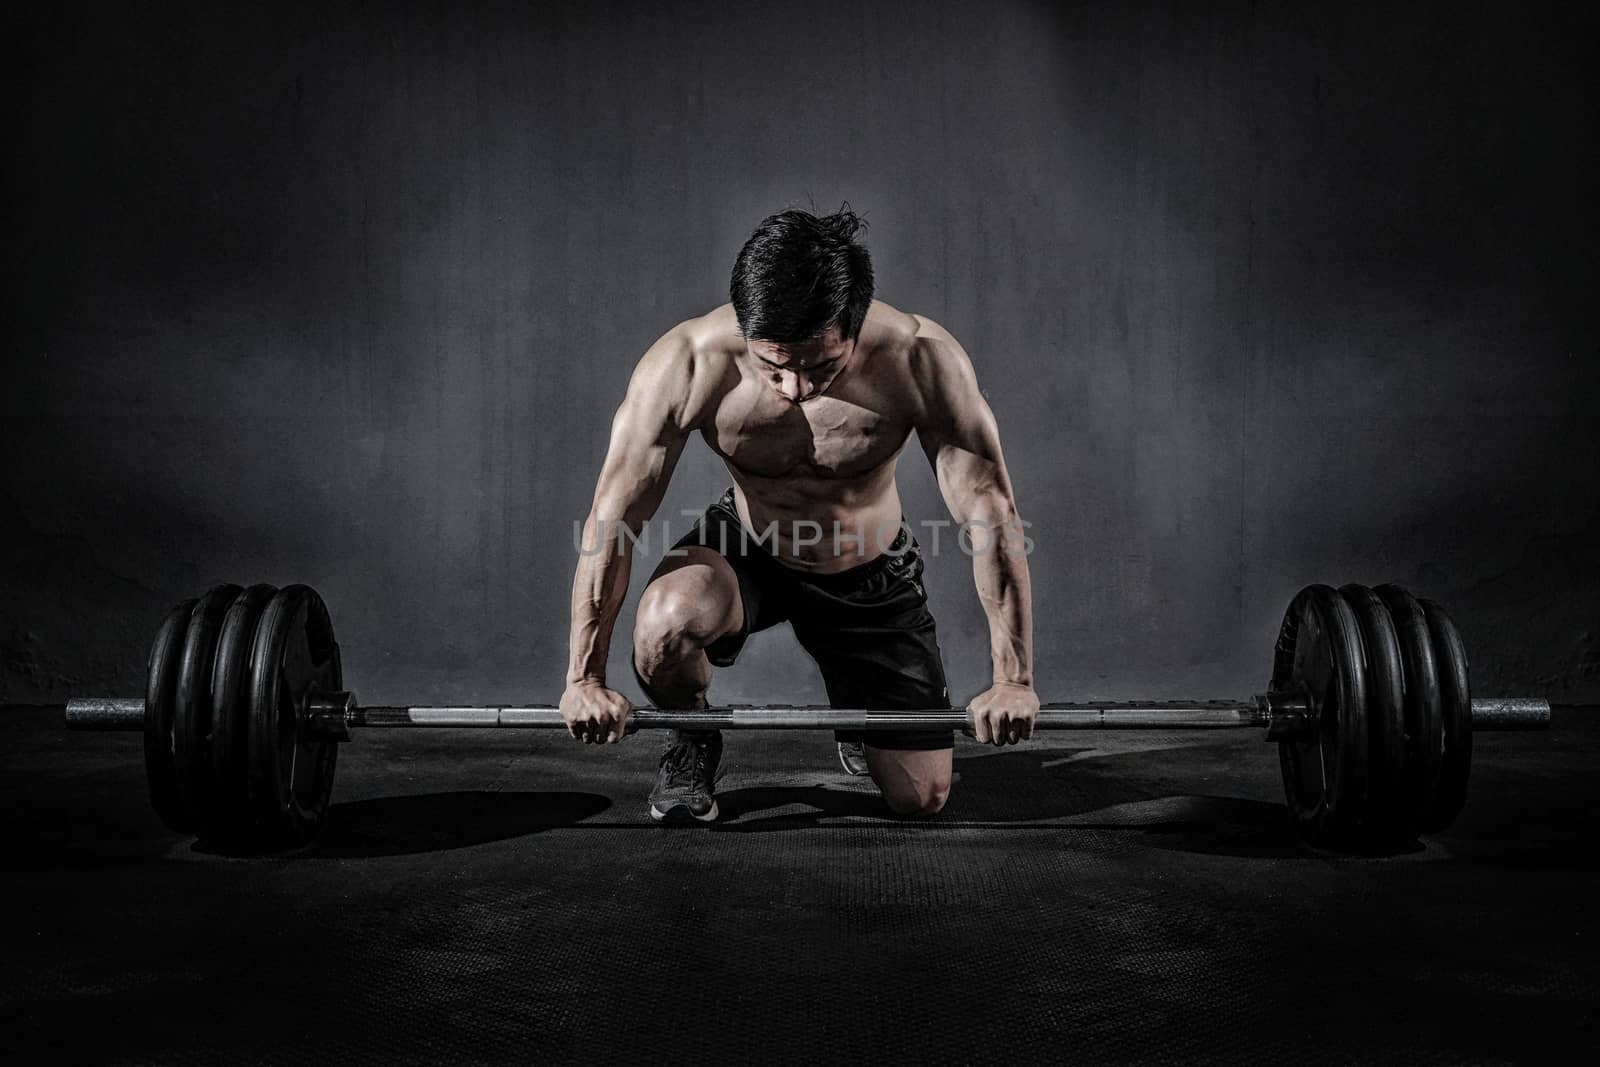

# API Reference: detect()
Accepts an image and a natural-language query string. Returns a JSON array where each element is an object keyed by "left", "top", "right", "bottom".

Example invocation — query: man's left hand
[{"left": 968, "top": 682, "right": 1041, "bottom": 746}]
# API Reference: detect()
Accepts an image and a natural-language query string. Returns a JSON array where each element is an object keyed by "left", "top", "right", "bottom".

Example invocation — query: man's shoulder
[
  {"left": 876, "top": 308, "right": 968, "bottom": 395},
  {"left": 630, "top": 308, "right": 732, "bottom": 375},
  {"left": 872, "top": 308, "right": 980, "bottom": 425},
  {"left": 667, "top": 304, "right": 743, "bottom": 372},
  {"left": 858, "top": 299, "right": 920, "bottom": 353},
  {"left": 629, "top": 307, "right": 740, "bottom": 428},
  {"left": 860, "top": 302, "right": 960, "bottom": 367},
  {"left": 848, "top": 304, "right": 972, "bottom": 422}
]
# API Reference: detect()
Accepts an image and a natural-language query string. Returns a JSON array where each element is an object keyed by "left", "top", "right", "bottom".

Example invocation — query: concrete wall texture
[{"left": 5, "top": 0, "right": 1596, "bottom": 708}]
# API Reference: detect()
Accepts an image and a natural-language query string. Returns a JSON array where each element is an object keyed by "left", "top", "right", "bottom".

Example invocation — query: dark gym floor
[{"left": 3, "top": 705, "right": 1596, "bottom": 1064}]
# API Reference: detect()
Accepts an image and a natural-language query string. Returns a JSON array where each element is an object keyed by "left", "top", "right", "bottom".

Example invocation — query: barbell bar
[
  {"left": 64, "top": 580, "right": 1553, "bottom": 850},
  {"left": 67, "top": 695, "right": 1550, "bottom": 733}
]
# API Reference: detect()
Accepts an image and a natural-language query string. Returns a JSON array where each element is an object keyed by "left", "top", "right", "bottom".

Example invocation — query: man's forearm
[
  {"left": 970, "top": 516, "right": 1033, "bottom": 686},
  {"left": 566, "top": 516, "right": 635, "bottom": 685}
]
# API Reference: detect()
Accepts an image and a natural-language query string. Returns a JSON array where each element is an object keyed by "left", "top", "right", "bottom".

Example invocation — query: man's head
[{"left": 730, "top": 206, "right": 874, "bottom": 402}]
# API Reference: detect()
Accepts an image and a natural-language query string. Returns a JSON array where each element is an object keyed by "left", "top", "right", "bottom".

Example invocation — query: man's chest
[{"left": 703, "top": 383, "right": 913, "bottom": 479}]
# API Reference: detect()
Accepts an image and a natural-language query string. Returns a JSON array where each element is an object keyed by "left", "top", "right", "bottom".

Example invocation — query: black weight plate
[
  {"left": 247, "top": 585, "right": 342, "bottom": 844},
  {"left": 173, "top": 584, "right": 242, "bottom": 824},
  {"left": 209, "top": 583, "right": 276, "bottom": 838},
  {"left": 1420, "top": 598, "right": 1472, "bottom": 832},
  {"left": 1271, "top": 584, "right": 1368, "bottom": 845},
  {"left": 1375, "top": 584, "right": 1444, "bottom": 828},
  {"left": 1338, "top": 583, "right": 1410, "bottom": 843},
  {"left": 143, "top": 597, "right": 197, "bottom": 834}
]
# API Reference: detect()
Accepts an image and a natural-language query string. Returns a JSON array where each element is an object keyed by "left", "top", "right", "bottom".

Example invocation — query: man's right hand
[{"left": 559, "top": 680, "right": 633, "bottom": 744}]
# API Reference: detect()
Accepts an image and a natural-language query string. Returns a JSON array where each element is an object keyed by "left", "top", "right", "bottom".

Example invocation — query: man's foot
[
  {"left": 837, "top": 740, "right": 870, "bottom": 777},
  {"left": 649, "top": 729, "right": 723, "bottom": 823}
]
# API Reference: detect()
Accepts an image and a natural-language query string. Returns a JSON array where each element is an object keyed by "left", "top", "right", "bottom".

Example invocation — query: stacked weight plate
[
  {"left": 142, "top": 583, "right": 343, "bottom": 846},
  {"left": 1271, "top": 583, "right": 1472, "bottom": 847}
]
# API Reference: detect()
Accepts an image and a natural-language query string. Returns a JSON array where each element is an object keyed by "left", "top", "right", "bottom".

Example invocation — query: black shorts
[{"left": 648, "top": 487, "right": 953, "bottom": 752}]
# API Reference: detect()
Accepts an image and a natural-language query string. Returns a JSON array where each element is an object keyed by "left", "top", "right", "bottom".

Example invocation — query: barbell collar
[{"left": 305, "top": 690, "right": 356, "bottom": 742}]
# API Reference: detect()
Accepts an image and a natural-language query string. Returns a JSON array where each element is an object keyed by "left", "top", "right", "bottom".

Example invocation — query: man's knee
[
  {"left": 634, "top": 587, "right": 704, "bottom": 667},
  {"left": 882, "top": 775, "right": 952, "bottom": 819},
  {"left": 633, "top": 570, "right": 735, "bottom": 676}
]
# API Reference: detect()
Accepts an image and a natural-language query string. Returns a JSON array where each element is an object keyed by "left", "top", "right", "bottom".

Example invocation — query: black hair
[{"left": 729, "top": 205, "right": 875, "bottom": 343}]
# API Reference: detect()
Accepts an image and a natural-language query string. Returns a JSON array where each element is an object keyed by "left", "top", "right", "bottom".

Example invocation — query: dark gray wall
[{"left": 5, "top": 0, "right": 1596, "bottom": 708}]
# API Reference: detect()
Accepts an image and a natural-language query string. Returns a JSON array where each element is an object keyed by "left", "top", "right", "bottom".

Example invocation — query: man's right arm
[{"left": 562, "top": 327, "right": 698, "bottom": 742}]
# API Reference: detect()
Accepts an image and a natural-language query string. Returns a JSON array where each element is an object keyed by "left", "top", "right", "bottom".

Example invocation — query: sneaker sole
[{"left": 649, "top": 799, "right": 719, "bottom": 824}]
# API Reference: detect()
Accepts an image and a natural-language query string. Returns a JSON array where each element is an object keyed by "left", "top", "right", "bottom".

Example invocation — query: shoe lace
[{"left": 661, "top": 739, "right": 710, "bottom": 790}]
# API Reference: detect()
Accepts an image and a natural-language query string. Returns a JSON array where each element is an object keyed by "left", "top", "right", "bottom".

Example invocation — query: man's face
[{"left": 746, "top": 326, "right": 855, "bottom": 404}]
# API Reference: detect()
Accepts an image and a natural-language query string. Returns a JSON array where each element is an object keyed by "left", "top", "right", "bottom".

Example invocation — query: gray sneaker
[
  {"left": 649, "top": 730, "right": 723, "bottom": 823},
  {"left": 837, "top": 740, "right": 870, "bottom": 777}
]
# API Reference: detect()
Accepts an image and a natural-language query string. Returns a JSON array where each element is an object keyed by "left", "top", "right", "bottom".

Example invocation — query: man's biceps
[
  {"left": 936, "top": 442, "right": 1005, "bottom": 485},
  {"left": 925, "top": 395, "right": 1000, "bottom": 456}
]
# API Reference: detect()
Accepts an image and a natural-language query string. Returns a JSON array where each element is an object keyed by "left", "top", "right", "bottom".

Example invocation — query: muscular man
[{"left": 559, "top": 207, "right": 1037, "bottom": 822}]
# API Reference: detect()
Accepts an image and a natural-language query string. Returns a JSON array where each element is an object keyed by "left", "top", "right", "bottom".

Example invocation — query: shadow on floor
[
  {"left": 715, "top": 782, "right": 889, "bottom": 823},
  {"left": 711, "top": 785, "right": 1332, "bottom": 858},
  {"left": 709, "top": 745, "right": 1429, "bottom": 859},
  {"left": 178, "top": 745, "right": 1432, "bottom": 861},
  {"left": 296, "top": 790, "right": 612, "bottom": 858}
]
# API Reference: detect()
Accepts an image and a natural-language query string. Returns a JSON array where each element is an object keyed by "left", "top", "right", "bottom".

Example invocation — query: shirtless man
[{"left": 559, "top": 207, "right": 1038, "bottom": 822}]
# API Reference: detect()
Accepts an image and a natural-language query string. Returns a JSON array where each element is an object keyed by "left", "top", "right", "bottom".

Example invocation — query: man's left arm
[{"left": 910, "top": 317, "right": 1039, "bottom": 745}]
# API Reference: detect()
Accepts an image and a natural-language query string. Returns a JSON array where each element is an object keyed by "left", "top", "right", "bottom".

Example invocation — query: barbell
[{"left": 65, "top": 581, "right": 1550, "bottom": 850}]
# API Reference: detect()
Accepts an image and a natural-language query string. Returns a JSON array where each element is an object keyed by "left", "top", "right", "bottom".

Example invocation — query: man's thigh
[
  {"left": 792, "top": 558, "right": 955, "bottom": 751},
  {"left": 636, "top": 547, "right": 745, "bottom": 648},
  {"left": 657, "top": 493, "right": 793, "bottom": 666}
]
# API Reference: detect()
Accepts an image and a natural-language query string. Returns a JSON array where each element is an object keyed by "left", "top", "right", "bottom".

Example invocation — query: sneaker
[
  {"left": 837, "top": 740, "right": 870, "bottom": 777},
  {"left": 649, "top": 730, "right": 723, "bottom": 823}
]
